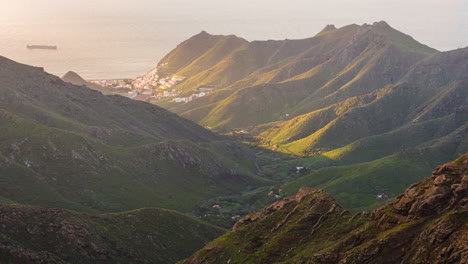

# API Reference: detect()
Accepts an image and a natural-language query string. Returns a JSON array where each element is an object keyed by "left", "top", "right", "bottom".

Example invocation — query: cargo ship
[{"left": 27, "top": 44, "right": 58, "bottom": 50}]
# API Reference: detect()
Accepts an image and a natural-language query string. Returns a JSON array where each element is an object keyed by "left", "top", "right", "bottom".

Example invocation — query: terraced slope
[{"left": 181, "top": 154, "right": 468, "bottom": 264}]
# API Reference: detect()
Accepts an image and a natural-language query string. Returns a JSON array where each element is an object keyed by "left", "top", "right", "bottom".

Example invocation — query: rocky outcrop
[
  {"left": 181, "top": 154, "right": 468, "bottom": 264},
  {"left": 375, "top": 159, "right": 468, "bottom": 223},
  {"left": 317, "top": 24, "right": 337, "bottom": 35}
]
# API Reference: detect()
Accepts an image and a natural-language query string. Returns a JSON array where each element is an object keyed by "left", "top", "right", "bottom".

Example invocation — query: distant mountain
[
  {"left": 271, "top": 47, "right": 468, "bottom": 209},
  {"left": 157, "top": 21, "right": 437, "bottom": 130},
  {"left": 0, "top": 56, "right": 270, "bottom": 213},
  {"left": 153, "top": 22, "right": 467, "bottom": 210},
  {"left": 181, "top": 154, "right": 468, "bottom": 264},
  {"left": 62, "top": 71, "right": 113, "bottom": 95},
  {"left": 264, "top": 46, "right": 467, "bottom": 154},
  {"left": 0, "top": 205, "right": 224, "bottom": 264}
]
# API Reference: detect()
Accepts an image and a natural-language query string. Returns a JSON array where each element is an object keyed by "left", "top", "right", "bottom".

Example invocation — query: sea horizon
[{"left": 1, "top": 0, "right": 466, "bottom": 80}]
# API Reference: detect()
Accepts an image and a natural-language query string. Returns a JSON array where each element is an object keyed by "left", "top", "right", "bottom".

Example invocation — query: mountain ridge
[
  {"left": 157, "top": 21, "right": 438, "bottom": 130},
  {"left": 0, "top": 204, "right": 225, "bottom": 264},
  {"left": 150, "top": 22, "right": 466, "bottom": 210},
  {"left": 0, "top": 55, "right": 273, "bottom": 214}
]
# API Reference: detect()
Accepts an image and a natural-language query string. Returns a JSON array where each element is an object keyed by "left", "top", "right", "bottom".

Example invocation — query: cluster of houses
[
  {"left": 376, "top": 194, "right": 389, "bottom": 200},
  {"left": 173, "top": 91, "right": 207, "bottom": 103},
  {"left": 88, "top": 79, "right": 132, "bottom": 90},
  {"left": 131, "top": 66, "right": 161, "bottom": 90},
  {"left": 212, "top": 204, "right": 222, "bottom": 210},
  {"left": 173, "top": 87, "right": 214, "bottom": 103},
  {"left": 268, "top": 188, "right": 285, "bottom": 199},
  {"left": 226, "top": 130, "right": 250, "bottom": 137},
  {"left": 124, "top": 63, "right": 188, "bottom": 102},
  {"left": 159, "top": 75, "right": 186, "bottom": 89},
  {"left": 210, "top": 204, "right": 242, "bottom": 220},
  {"left": 87, "top": 63, "right": 214, "bottom": 104}
]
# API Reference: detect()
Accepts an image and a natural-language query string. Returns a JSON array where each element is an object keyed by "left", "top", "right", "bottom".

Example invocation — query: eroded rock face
[
  {"left": 182, "top": 155, "right": 468, "bottom": 264},
  {"left": 375, "top": 159, "right": 468, "bottom": 223}
]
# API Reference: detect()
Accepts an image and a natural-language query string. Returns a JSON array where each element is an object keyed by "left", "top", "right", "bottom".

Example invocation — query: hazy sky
[
  {"left": 1, "top": 0, "right": 466, "bottom": 50},
  {"left": 0, "top": 0, "right": 466, "bottom": 79}
]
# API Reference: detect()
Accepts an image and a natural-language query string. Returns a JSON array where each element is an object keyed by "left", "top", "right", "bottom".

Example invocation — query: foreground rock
[{"left": 181, "top": 154, "right": 468, "bottom": 264}]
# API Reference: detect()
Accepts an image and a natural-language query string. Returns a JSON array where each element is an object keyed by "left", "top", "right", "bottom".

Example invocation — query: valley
[
  {"left": 145, "top": 22, "right": 467, "bottom": 212},
  {"left": 0, "top": 20, "right": 466, "bottom": 264}
]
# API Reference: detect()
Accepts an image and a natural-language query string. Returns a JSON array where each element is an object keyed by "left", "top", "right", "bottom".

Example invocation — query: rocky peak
[
  {"left": 317, "top": 24, "right": 337, "bottom": 35},
  {"left": 374, "top": 155, "right": 468, "bottom": 225},
  {"left": 62, "top": 71, "right": 81, "bottom": 80},
  {"left": 233, "top": 187, "right": 342, "bottom": 231},
  {"left": 198, "top": 30, "right": 210, "bottom": 36},
  {"left": 372, "top": 20, "right": 391, "bottom": 28}
]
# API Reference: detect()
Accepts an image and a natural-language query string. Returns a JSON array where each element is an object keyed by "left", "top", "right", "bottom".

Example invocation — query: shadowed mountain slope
[
  {"left": 0, "top": 206, "right": 224, "bottom": 264},
  {"left": 0, "top": 56, "right": 271, "bottom": 213}
]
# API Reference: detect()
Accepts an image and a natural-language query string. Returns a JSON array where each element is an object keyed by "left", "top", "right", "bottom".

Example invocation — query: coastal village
[{"left": 87, "top": 63, "right": 214, "bottom": 104}]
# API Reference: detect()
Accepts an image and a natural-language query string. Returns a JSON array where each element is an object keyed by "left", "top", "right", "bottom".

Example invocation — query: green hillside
[
  {"left": 157, "top": 22, "right": 437, "bottom": 130},
  {"left": 276, "top": 47, "right": 467, "bottom": 154},
  {"left": 0, "top": 204, "right": 224, "bottom": 264},
  {"left": 0, "top": 56, "right": 275, "bottom": 214},
  {"left": 269, "top": 47, "right": 467, "bottom": 209},
  {"left": 151, "top": 22, "right": 466, "bottom": 212}
]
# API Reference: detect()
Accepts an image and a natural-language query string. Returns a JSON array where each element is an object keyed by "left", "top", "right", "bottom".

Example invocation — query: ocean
[{"left": 0, "top": 0, "right": 466, "bottom": 80}]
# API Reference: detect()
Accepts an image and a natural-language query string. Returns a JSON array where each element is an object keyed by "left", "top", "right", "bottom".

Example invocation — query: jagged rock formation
[
  {"left": 0, "top": 206, "right": 224, "bottom": 264},
  {"left": 181, "top": 154, "right": 468, "bottom": 264},
  {"left": 317, "top": 24, "right": 337, "bottom": 35}
]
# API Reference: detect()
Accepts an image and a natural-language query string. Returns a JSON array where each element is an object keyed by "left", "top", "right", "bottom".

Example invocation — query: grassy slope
[
  {"left": 0, "top": 108, "right": 272, "bottom": 213},
  {"left": 0, "top": 205, "right": 225, "bottom": 264},
  {"left": 0, "top": 56, "right": 277, "bottom": 214},
  {"left": 151, "top": 24, "right": 465, "bottom": 213},
  {"left": 157, "top": 22, "right": 436, "bottom": 131},
  {"left": 251, "top": 47, "right": 467, "bottom": 210},
  {"left": 282, "top": 124, "right": 467, "bottom": 210}
]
